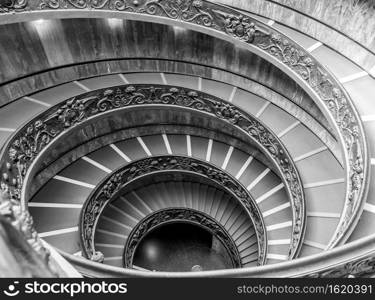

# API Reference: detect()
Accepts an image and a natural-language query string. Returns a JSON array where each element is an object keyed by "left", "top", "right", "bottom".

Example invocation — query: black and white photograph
[{"left": 0, "top": 0, "right": 374, "bottom": 298}]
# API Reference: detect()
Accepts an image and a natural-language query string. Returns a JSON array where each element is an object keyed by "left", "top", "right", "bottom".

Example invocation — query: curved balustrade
[
  {"left": 0, "top": 0, "right": 367, "bottom": 249},
  {"left": 60, "top": 233, "right": 375, "bottom": 278},
  {"left": 0, "top": 214, "right": 53, "bottom": 277},
  {"left": 0, "top": 189, "right": 74, "bottom": 277}
]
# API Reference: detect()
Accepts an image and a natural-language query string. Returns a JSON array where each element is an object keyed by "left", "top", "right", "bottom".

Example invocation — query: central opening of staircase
[{"left": 133, "top": 222, "right": 233, "bottom": 272}]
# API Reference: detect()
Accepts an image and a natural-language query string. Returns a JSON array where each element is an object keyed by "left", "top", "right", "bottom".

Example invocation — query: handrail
[
  {"left": 60, "top": 233, "right": 375, "bottom": 277},
  {"left": 0, "top": 214, "right": 54, "bottom": 277},
  {"left": 0, "top": 189, "right": 68, "bottom": 277}
]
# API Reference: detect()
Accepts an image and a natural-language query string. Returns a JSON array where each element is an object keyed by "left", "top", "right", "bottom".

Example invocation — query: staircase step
[
  {"left": 79, "top": 74, "right": 125, "bottom": 90},
  {"left": 0, "top": 97, "right": 45, "bottom": 129},
  {"left": 86, "top": 145, "right": 128, "bottom": 171},
  {"left": 164, "top": 73, "right": 199, "bottom": 90},
  {"left": 167, "top": 134, "right": 189, "bottom": 156},
  {"left": 28, "top": 81, "right": 86, "bottom": 106},
  {"left": 29, "top": 207, "right": 80, "bottom": 233},
  {"left": 231, "top": 88, "right": 267, "bottom": 116},
  {"left": 59, "top": 159, "right": 108, "bottom": 186},
  {"left": 311, "top": 45, "right": 363, "bottom": 78},
  {"left": 32, "top": 179, "right": 92, "bottom": 205},
  {"left": 201, "top": 78, "right": 233, "bottom": 101},
  {"left": 141, "top": 135, "right": 168, "bottom": 156},
  {"left": 125, "top": 72, "right": 164, "bottom": 84},
  {"left": 260, "top": 103, "right": 299, "bottom": 136}
]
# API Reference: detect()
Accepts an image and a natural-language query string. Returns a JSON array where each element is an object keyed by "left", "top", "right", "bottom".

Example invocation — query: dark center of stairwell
[{"left": 133, "top": 222, "right": 234, "bottom": 272}]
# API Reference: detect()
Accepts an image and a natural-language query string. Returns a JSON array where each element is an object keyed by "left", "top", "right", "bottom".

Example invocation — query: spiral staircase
[{"left": 0, "top": 0, "right": 374, "bottom": 278}]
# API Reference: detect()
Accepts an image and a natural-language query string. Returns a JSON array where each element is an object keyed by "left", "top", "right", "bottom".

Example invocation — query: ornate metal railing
[
  {"left": 61, "top": 232, "right": 375, "bottom": 277},
  {"left": 0, "top": 189, "right": 75, "bottom": 277},
  {"left": 80, "top": 155, "right": 264, "bottom": 265},
  {"left": 0, "top": 84, "right": 305, "bottom": 259},
  {"left": 124, "top": 208, "right": 243, "bottom": 269},
  {"left": 0, "top": 0, "right": 367, "bottom": 249}
]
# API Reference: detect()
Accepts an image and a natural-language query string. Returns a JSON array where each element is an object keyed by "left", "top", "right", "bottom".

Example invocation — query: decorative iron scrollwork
[
  {"left": 307, "top": 255, "right": 375, "bottom": 278},
  {"left": 0, "top": 0, "right": 27, "bottom": 12},
  {"left": 214, "top": 11, "right": 268, "bottom": 43},
  {"left": 0, "top": 84, "right": 304, "bottom": 259},
  {"left": 123, "top": 208, "right": 242, "bottom": 269},
  {"left": 40, "top": 0, "right": 213, "bottom": 26},
  {"left": 80, "top": 155, "right": 266, "bottom": 265},
  {"left": 39, "top": 0, "right": 110, "bottom": 9},
  {"left": 0, "top": 187, "right": 58, "bottom": 275},
  {"left": 6, "top": 120, "right": 58, "bottom": 199}
]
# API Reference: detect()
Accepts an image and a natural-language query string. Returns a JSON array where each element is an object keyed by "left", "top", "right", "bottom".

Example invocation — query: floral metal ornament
[{"left": 0, "top": 0, "right": 27, "bottom": 12}]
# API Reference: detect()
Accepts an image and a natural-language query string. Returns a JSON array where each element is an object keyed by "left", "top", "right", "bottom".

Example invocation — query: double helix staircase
[
  {"left": 20, "top": 73, "right": 345, "bottom": 263},
  {"left": 0, "top": 0, "right": 374, "bottom": 277}
]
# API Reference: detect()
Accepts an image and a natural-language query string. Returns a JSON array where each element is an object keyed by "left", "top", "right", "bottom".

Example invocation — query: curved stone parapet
[{"left": 60, "top": 232, "right": 375, "bottom": 278}]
